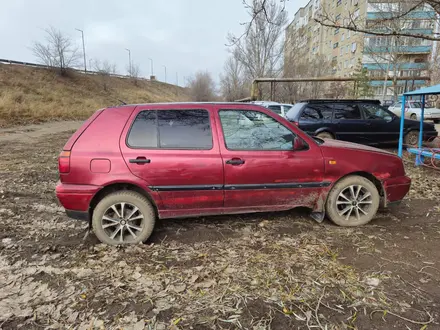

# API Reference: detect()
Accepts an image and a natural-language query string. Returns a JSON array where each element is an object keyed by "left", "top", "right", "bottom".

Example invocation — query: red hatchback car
[{"left": 56, "top": 103, "right": 411, "bottom": 245}]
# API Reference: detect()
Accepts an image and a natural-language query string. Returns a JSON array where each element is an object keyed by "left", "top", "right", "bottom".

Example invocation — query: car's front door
[
  {"left": 359, "top": 103, "right": 398, "bottom": 143},
  {"left": 215, "top": 107, "right": 326, "bottom": 211},
  {"left": 332, "top": 103, "right": 368, "bottom": 143},
  {"left": 120, "top": 106, "right": 224, "bottom": 212}
]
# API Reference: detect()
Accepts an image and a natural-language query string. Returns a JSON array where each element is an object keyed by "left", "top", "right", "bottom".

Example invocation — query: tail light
[
  {"left": 293, "top": 121, "right": 299, "bottom": 126},
  {"left": 58, "top": 151, "right": 71, "bottom": 173}
]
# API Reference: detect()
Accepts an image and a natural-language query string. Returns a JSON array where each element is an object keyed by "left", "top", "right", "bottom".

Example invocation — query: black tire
[
  {"left": 410, "top": 113, "right": 417, "bottom": 120},
  {"left": 92, "top": 191, "right": 156, "bottom": 245},
  {"left": 326, "top": 175, "right": 380, "bottom": 227},
  {"left": 316, "top": 131, "right": 334, "bottom": 139},
  {"left": 404, "top": 130, "right": 419, "bottom": 146}
]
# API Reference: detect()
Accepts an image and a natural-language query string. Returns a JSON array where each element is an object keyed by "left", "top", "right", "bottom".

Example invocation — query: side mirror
[{"left": 293, "top": 136, "right": 307, "bottom": 151}]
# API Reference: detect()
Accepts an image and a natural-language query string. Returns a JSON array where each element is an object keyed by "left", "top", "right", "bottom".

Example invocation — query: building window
[
  {"left": 335, "top": 28, "right": 340, "bottom": 34},
  {"left": 342, "top": 33, "right": 345, "bottom": 41},
  {"left": 334, "top": 42, "right": 339, "bottom": 48},
  {"left": 337, "top": 0, "right": 342, "bottom": 6},
  {"left": 336, "top": 14, "right": 341, "bottom": 21},
  {"left": 347, "top": 30, "right": 351, "bottom": 39}
]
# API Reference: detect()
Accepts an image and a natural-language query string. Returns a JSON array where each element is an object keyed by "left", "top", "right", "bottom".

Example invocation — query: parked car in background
[
  {"left": 56, "top": 102, "right": 411, "bottom": 245},
  {"left": 381, "top": 100, "right": 394, "bottom": 110},
  {"left": 251, "top": 101, "right": 293, "bottom": 118},
  {"left": 389, "top": 101, "right": 440, "bottom": 123},
  {"left": 286, "top": 99, "right": 438, "bottom": 146}
]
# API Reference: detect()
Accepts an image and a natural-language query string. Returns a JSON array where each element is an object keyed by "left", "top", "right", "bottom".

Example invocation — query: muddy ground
[{"left": 0, "top": 123, "right": 439, "bottom": 330}]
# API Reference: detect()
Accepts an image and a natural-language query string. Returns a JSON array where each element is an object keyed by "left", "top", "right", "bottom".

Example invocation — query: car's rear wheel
[
  {"left": 92, "top": 191, "right": 156, "bottom": 245},
  {"left": 410, "top": 113, "right": 417, "bottom": 120},
  {"left": 316, "top": 131, "right": 334, "bottom": 139},
  {"left": 404, "top": 130, "right": 419, "bottom": 146},
  {"left": 326, "top": 175, "right": 380, "bottom": 227}
]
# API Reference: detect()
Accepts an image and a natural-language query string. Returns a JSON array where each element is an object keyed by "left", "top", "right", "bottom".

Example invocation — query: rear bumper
[
  {"left": 56, "top": 181, "right": 101, "bottom": 213},
  {"left": 382, "top": 176, "right": 411, "bottom": 204}
]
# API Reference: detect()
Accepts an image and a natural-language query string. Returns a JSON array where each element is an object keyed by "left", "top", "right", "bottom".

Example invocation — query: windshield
[{"left": 286, "top": 103, "right": 306, "bottom": 121}]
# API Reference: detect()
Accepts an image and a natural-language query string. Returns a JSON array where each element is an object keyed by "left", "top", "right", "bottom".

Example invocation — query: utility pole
[
  {"left": 75, "top": 28, "right": 86, "bottom": 73},
  {"left": 149, "top": 58, "right": 154, "bottom": 76},
  {"left": 163, "top": 65, "right": 167, "bottom": 83},
  {"left": 125, "top": 48, "right": 131, "bottom": 76}
]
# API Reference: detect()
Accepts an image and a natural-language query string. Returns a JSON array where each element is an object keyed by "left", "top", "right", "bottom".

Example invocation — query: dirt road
[{"left": 0, "top": 122, "right": 439, "bottom": 329}]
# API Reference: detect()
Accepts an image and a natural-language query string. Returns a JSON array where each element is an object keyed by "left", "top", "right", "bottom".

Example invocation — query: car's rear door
[
  {"left": 298, "top": 103, "right": 334, "bottom": 136},
  {"left": 120, "top": 104, "right": 224, "bottom": 212},
  {"left": 214, "top": 106, "right": 326, "bottom": 211},
  {"left": 332, "top": 103, "right": 368, "bottom": 143}
]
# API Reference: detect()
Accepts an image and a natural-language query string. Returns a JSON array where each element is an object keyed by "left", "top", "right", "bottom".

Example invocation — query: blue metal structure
[{"left": 398, "top": 84, "right": 440, "bottom": 164}]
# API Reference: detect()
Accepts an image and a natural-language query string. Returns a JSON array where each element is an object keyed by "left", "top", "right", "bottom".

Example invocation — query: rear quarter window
[
  {"left": 127, "top": 109, "right": 213, "bottom": 149},
  {"left": 300, "top": 104, "right": 333, "bottom": 121}
]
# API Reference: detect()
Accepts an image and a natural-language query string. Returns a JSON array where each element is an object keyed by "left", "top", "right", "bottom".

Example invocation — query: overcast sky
[{"left": 1, "top": 0, "right": 309, "bottom": 85}]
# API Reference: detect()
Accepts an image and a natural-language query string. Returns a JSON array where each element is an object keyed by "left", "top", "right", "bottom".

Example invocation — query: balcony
[
  {"left": 369, "top": 80, "right": 427, "bottom": 87},
  {"left": 364, "top": 46, "right": 432, "bottom": 54},
  {"left": 367, "top": 11, "right": 437, "bottom": 20},
  {"left": 363, "top": 63, "right": 429, "bottom": 70}
]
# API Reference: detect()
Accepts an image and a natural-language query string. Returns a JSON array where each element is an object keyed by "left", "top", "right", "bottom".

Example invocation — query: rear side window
[
  {"left": 127, "top": 109, "right": 213, "bottom": 149},
  {"left": 333, "top": 104, "right": 361, "bottom": 120},
  {"left": 300, "top": 104, "right": 333, "bottom": 121}
]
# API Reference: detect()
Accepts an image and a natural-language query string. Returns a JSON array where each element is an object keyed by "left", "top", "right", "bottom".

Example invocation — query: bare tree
[
  {"left": 219, "top": 50, "right": 249, "bottom": 101},
  {"left": 188, "top": 71, "right": 217, "bottom": 101},
  {"left": 32, "top": 26, "right": 80, "bottom": 76},
  {"left": 127, "top": 63, "right": 141, "bottom": 85},
  {"left": 92, "top": 59, "right": 117, "bottom": 91},
  {"left": 253, "top": 1, "right": 440, "bottom": 41},
  {"left": 229, "top": 0, "right": 288, "bottom": 80},
  {"left": 93, "top": 59, "right": 117, "bottom": 75}
]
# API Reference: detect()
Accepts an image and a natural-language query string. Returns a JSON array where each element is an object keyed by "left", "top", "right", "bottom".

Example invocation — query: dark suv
[{"left": 286, "top": 99, "right": 438, "bottom": 145}]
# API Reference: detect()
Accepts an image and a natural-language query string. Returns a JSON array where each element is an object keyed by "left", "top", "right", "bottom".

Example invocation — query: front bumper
[
  {"left": 382, "top": 176, "right": 411, "bottom": 205},
  {"left": 56, "top": 182, "right": 101, "bottom": 219}
]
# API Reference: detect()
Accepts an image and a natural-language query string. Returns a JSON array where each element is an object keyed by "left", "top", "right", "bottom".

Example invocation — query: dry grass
[{"left": 0, "top": 64, "right": 190, "bottom": 127}]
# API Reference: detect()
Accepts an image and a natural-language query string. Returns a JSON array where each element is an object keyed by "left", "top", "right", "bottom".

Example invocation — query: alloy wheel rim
[
  {"left": 101, "top": 202, "right": 144, "bottom": 243},
  {"left": 336, "top": 185, "right": 373, "bottom": 221}
]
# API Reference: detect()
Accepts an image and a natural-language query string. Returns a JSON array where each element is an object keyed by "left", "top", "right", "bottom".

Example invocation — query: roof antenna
[{"left": 118, "top": 99, "right": 127, "bottom": 105}]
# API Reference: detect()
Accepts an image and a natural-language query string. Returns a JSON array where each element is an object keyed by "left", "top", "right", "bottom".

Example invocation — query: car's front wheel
[
  {"left": 92, "top": 191, "right": 156, "bottom": 245},
  {"left": 404, "top": 130, "right": 419, "bottom": 146},
  {"left": 326, "top": 176, "right": 380, "bottom": 227}
]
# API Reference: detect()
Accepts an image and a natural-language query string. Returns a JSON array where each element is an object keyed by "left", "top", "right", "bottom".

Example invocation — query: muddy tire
[
  {"left": 316, "top": 131, "right": 334, "bottom": 139},
  {"left": 404, "top": 130, "right": 419, "bottom": 146},
  {"left": 326, "top": 175, "right": 380, "bottom": 227},
  {"left": 92, "top": 191, "right": 156, "bottom": 245}
]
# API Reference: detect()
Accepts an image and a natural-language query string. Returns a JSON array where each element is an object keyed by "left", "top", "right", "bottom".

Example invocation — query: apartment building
[{"left": 285, "top": 0, "right": 440, "bottom": 100}]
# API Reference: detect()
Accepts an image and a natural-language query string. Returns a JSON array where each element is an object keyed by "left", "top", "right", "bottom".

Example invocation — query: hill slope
[{"left": 0, "top": 64, "right": 190, "bottom": 127}]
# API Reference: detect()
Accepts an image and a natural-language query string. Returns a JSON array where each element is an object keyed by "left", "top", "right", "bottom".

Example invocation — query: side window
[
  {"left": 127, "top": 111, "right": 157, "bottom": 148},
  {"left": 361, "top": 104, "right": 393, "bottom": 121},
  {"left": 268, "top": 105, "right": 282, "bottom": 115},
  {"left": 300, "top": 104, "right": 333, "bottom": 121},
  {"left": 158, "top": 110, "right": 212, "bottom": 149},
  {"left": 333, "top": 104, "right": 361, "bottom": 120},
  {"left": 127, "top": 109, "right": 213, "bottom": 149},
  {"left": 219, "top": 110, "right": 296, "bottom": 151}
]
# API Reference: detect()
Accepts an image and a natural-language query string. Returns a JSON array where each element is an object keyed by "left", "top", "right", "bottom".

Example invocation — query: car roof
[
  {"left": 300, "top": 99, "right": 381, "bottom": 104},
  {"left": 110, "top": 102, "right": 263, "bottom": 108}
]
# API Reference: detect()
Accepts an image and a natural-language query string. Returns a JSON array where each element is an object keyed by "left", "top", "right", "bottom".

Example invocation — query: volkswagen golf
[{"left": 56, "top": 102, "right": 411, "bottom": 245}]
